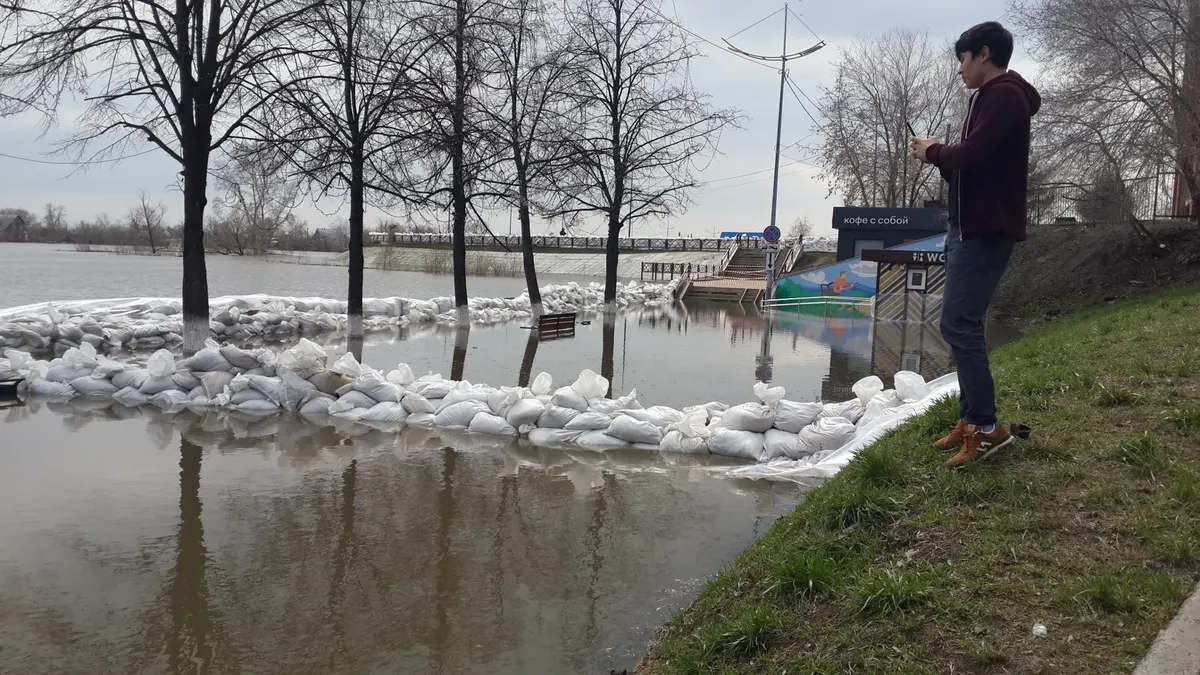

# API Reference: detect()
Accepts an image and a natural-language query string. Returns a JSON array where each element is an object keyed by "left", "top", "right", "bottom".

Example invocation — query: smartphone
[{"left": 906, "top": 121, "right": 917, "bottom": 137}]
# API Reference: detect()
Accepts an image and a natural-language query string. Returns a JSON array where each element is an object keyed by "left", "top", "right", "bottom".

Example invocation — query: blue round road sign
[{"left": 763, "top": 225, "right": 781, "bottom": 243}]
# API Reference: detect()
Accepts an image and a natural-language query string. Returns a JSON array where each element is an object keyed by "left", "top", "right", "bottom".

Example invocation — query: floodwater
[
  {"left": 0, "top": 246, "right": 1021, "bottom": 674},
  {"left": 0, "top": 244, "right": 595, "bottom": 308},
  {"left": 0, "top": 399, "right": 799, "bottom": 674}
]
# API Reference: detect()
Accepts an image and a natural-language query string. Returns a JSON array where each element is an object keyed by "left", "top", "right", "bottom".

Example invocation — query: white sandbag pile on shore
[
  {"left": 0, "top": 280, "right": 678, "bottom": 356},
  {"left": 4, "top": 339, "right": 956, "bottom": 482}
]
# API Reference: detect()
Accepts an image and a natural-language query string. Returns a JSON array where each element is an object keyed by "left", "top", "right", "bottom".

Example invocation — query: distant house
[{"left": 0, "top": 214, "right": 29, "bottom": 243}]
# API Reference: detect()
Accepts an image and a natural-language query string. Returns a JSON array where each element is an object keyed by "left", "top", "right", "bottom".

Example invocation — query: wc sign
[{"left": 911, "top": 251, "right": 945, "bottom": 264}]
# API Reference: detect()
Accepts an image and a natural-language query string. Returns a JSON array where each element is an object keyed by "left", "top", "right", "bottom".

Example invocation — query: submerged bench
[{"left": 537, "top": 312, "right": 577, "bottom": 340}]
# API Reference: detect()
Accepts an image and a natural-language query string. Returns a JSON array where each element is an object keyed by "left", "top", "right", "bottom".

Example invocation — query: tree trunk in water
[
  {"left": 451, "top": 323, "right": 470, "bottom": 382},
  {"left": 603, "top": 211, "right": 620, "bottom": 308},
  {"left": 601, "top": 312, "right": 616, "bottom": 399},
  {"left": 348, "top": 146, "right": 365, "bottom": 339},
  {"left": 167, "top": 436, "right": 212, "bottom": 673},
  {"left": 518, "top": 330, "right": 539, "bottom": 388},
  {"left": 181, "top": 157, "right": 211, "bottom": 354},
  {"left": 519, "top": 181, "right": 542, "bottom": 316}
]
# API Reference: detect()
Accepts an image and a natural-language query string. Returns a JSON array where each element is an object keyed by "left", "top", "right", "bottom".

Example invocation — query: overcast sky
[{"left": 0, "top": 0, "right": 1029, "bottom": 238}]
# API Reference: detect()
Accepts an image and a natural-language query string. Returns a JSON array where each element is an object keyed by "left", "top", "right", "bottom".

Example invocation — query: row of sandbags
[
  {"left": 0, "top": 280, "right": 678, "bottom": 356},
  {"left": 3, "top": 337, "right": 934, "bottom": 464}
]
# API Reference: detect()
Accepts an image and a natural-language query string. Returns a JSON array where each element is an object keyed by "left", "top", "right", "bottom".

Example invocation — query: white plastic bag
[
  {"left": 571, "top": 369, "right": 609, "bottom": 400},
  {"left": 859, "top": 390, "right": 903, "bottom": 427},
  {"left": 487, "top": 387, "right": 524, "bottom": 417},
  {"left": 660, "top": 430, "right": 710, "bottom": 454},
  {"left": 774, "top": 400, "right": 824, "bottom": 433},
  {"left": 551, "top": 387, "right": 589, "bottom": 412},
  {"left": 63, "top": 342, "right": 99, "bottom": 369},
  {"left": 719, "top": 403, "right": 776, "bottom": 433},
  {"left": 530, "top": 372, "right": 553, "bottom": 397},
  {"left": 506, "top": 398, "right": 546, "bottom": 427},
  {"left": 330, "top": 352, "right": 363, "bottom": 378},
  {"left": 537, "top": 405, "right": 580, "bottom": 429},
  {"left": 763, "top": 429, "right": 818, "bottom": 460},
  {"left": 433, "top": 400, "right": 490, "bottom": 429},
  {"left": 852, "top": 375, "right": 885, "bottom": 405},
  {"left": 753, "top": 382, "right": 786, "bottom": 407},
  {"left": 708, "top": 428, "right": 765, "bottom": 460},
  {"left": 387, "top": 363, "right": 416, "bottom": 386},
  {"left": 565, "top": 412, "right": 612, "bottom": 431},
  {"left": 894, "top": 371, "right": 929, "bottom": 402},
  {"left": 146, "top": 349, "right": 177, "bottom": 379},
  {"left": 605, "top": 415, "right": 664, "bottom": 445},
  {"left": 469, "top": 413, "right": 518, "bottom": 437},
  {"left": 667, "top": 408, "right": 711, "bottom": 439}
]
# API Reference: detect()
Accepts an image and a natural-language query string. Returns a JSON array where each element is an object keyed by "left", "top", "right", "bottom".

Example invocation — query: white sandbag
[
  {"left": 350, "top": 372, "right": 404, "bottom": 403},
  {"left": 434, "top": 400, "right": 491, "bottom": 429},
  {"left": 530, "top": 372, "right": 553, "bottom": 396},
  {"left": 506, "top": 398, "right": 546, "bottom": 427},
  {"left": 719, "top": 403, "right": 776, "bottom": 433},
  {"left": 387, "top": 363, "right": 415, "bottom": 386},
  {"left": 63, "top": 343, "right": 99, "bottom": 369},
  {"left": 92, "top": 356, "right": 128, "bottom": 379},
  {"left": 436, "top": 389, "right": 492, "bottom": 413},
  {"left": 406, "top": 412, "right": 435, "bottom": 428},
  {"left": 329, "top": 352, "right": 363, "bottom": 378},
  {"left": 683, "top": 401, "right": 729, "bottom": 422},
  {"left": 894, "top": 371, "right": 929, "bottom": 402},
  {"left": 852, "top": 375, "right": 885, "bottom": 405},
  {"left": 234, "top": 398, "right": 280, "bottom": 413},
  {"left": 402, "top": 392, "right": 437, "bottom": 415},
  {"left": 328, "top": 397, "right": 367, "bottom": 418},
  {"left": 199, "top": 371, "right": 235, "bottom": 399},
  {"left": 469, "top": 413, "right": 518, "bottom": 437},
  {"left": 274, "top": 371, "right": 318, "bottom": 411},
  {"left": 409, "top": 377, "right": 455, "bottom": 400},
  {"left": 537, "top": 405, "right": 580, "bottom": 429},
  {"left": 150, "top": 389, "right": 192, "bottom": 407},
  {"left": 605, "top": 416, "right": 664, "bottom": 445},
  {"left": 551, "top": 387, "right": 589, "bottom": 412},
  {"left": 571, "top": 369, "right": 609, "bottom": 399},
  {"left": 708, "top": 428, "right": 765, "bottom": 461},
  {"left": 29, "top": 379, "right": 77, "bottom": 397},
  {"left": 172, "top": 371, "right": 202, "bottom": 391},
  {"left": 565, "top": 412, "right": 612, "bottom": 431},
  {"left": 799, "top": 417, "right": 857, "bottom": 453},
  {"left": 244, "top": 374, "right": 283, "bottom": 403},
  {"left": 763, "top": 429, "right": 817, "bottom": 460},
  {"left": 620, "top": 405, "right": 684, "bottom": 429},
  {"left": 70, "top": 376, "right": 118, "bottom": 397},
  {"left": 140, "top": 376, "right": 180, "bottom": 395},
  {"left": 589, "top": 390, "right": 643, "bottom": 415},
  {"left": 773, "top": 400, "right": 824, "bottom": 433},
  {"left": 527, "top": 428, "right": 584, "bottom": 447},
  {"left": 860, "top": 390, "right": 903, "bottom": 427},
  {"left": 146, "top": 349, "right": 177, "bottom": 378},
  {"left": 112, "top": 386, "right": 149, "bottom": 407},
  {"left": 337, "top": 390, "right": 379, "bottom": 410},
  {"left": 660, "top": 430, "right": 710, "bottom": 455},
  {"left": 576, "top": 430, "right": 630, "bottom": 450},
  {"left": 820, "top": 399, "right": 866, "bottom": 424},
  {"left": 298, "top": 395, "right": 335, "bottom": 416},
  {"left": 487, "top": 386, "right": 524, "bottom": 417},
  {"left": 753, "top": 382, "right": 786, "bottom": 407},
  {"left": 188, "top": 386, "right": 210, "bottom": 404},
  {"left": 667, "top": 408, "right": 711, "bottom": 439},
  {"left": 230, "top": 388, "right": 268, "bottom": 405},
  {"left": 45, "top": 363, "right": 92, "bottom": 383},
  {"left": 359, "top": 402, "right": 409, "bottom": 423},
  {"left": 186, "top": 349, "right": 234, "bottom": 373},
  {"left": 273, "top": 339, "right": 325, "bottom": 377},
  {"left": 111, "top": 368, "right": 148, "bottom": 390},
  {"left": 308, "top": 370, "right": 352, "bottom": 395}
]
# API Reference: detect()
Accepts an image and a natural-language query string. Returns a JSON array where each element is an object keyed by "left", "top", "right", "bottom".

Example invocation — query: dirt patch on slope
[{"left": 992, "top": 221, "right": 1200, "bottom": 323}]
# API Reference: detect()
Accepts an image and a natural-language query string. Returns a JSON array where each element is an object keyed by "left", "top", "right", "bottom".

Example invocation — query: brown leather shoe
[
  {"left": 935, "top": 420, "right": 968, "bottom": 452},
  {"left": 948, "top": 424, "right": 1015, "bottom": 468}
]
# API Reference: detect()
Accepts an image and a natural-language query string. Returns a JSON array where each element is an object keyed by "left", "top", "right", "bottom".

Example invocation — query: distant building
[{"left": 0, "top": 214, "right": 29, "bottom": 243}]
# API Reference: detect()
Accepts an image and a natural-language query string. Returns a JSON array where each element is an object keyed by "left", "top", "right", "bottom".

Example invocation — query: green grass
[{"left": 637, "top": 284, "right": 1200, "bottom": 675}]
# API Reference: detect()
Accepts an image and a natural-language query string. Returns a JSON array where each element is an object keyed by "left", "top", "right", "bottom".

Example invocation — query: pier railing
[{"left": 371, "top": 233, "right": 738, "bottom": 252}]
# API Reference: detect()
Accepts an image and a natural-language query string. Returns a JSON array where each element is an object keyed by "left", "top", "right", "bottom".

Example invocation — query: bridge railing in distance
[
  {"left": 639, "top": 261, "right": 717, "bottom": 281},
  {"left": 372, "top": 233, "right": 734, "bottom": 252}
]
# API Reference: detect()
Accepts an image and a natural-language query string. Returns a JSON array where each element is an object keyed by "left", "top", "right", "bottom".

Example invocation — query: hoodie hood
[{"left": 981, "top": 70, "right": 1041, "bottom": 116}]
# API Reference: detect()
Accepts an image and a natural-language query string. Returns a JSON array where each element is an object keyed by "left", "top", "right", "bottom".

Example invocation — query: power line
[
  {"left": 786, "top": 6, "right": 824, "bottom": 43},
  {"left": 784, "top": 76, "right": 822, "bottom": 128},
  {"left": 656, "top": 1, "right": 779, "bottom": 72},
  {"left": 706, "top": 159, "right": 805, "bottom": 184},
  {"left": 0, "top": 148, "right": 156, "bottom": 166},
  {"left": 728, "top": 7, "right": 786, "bottom": 40}
]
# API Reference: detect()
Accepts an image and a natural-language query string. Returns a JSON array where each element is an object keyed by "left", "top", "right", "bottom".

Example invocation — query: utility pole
[{"left": 725, "top": 5, "right": 824, "bottom": 302}]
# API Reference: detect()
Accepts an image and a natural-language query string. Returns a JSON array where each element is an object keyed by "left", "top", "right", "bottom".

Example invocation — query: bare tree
[
  {"left": 811, "top": 30, "right": 964, "bottom": 208},
  {"left": 258, "top": 0, "right": 429, "bottom": 337},
  {"left": 548, "top": 0, "right": 739, "bottom": 306},
  {"left": 1011, "top": 0, "right": 1195, "bottom": 225},
  {"left": 481, "top": 0, "right": 574, "bottom": 317},
  {"left": 209, "top": 151, "right": 302, "bottom": 255},
  {"left": 129, "top": 193, "right": 168, "bottom": 253},
  {"left": 786, "top": 215, "right": 812, "bottom": 248},
  {"left": 0, "top": 0, "right": 319, "bottom": 351}
]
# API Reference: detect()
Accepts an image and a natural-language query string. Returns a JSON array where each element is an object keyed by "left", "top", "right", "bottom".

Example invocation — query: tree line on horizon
[{"left": 0, "top": 0, "right": 737, "bottom": 351}]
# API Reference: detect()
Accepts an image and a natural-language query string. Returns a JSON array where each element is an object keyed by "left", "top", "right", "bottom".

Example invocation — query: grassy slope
[{"left": 638, "top": 285, "right": 1200, "bottom": 675}]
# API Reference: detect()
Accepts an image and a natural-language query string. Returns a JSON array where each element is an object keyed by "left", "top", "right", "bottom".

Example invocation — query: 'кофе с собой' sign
[{"left": 832, "top": 207, "right": 948, "bottom": 230}]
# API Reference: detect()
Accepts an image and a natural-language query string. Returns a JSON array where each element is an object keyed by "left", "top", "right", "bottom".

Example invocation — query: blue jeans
[{"left": 940, "top": 228, "right": 1016, "bottom": 427}]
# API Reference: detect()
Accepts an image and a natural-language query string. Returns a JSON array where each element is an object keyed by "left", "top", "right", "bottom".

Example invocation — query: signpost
[{"left": 762, "top": 225, "right": 781, "bottom": 301}]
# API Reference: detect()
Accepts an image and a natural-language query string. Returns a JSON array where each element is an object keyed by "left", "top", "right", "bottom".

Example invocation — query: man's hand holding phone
[{"left": 910, "top": 136, "right": 939, "bottom": 163}]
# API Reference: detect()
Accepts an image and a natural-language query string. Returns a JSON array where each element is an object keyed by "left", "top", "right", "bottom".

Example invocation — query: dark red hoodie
[{"left": 927, "top": 71, "right": 1041, "bottom": 241}]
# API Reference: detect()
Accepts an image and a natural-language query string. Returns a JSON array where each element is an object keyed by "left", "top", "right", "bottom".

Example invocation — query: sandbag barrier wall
[
  {"left": 0, "top": 281, "right": 678, "bottom": 357},
  {"left": 2, "top": 338, "right": 948, "bottom": 478}
]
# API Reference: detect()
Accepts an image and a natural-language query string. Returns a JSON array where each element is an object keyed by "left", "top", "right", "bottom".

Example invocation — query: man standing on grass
[{"left": 910, "top": 21, "right": 1040, "bottom": 467}]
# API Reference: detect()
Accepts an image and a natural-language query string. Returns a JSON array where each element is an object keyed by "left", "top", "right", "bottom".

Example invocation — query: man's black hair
[{"left": 954, "top": 21, "right": 1014, "bottom": 69}]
